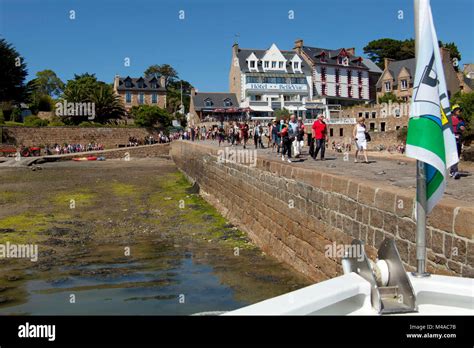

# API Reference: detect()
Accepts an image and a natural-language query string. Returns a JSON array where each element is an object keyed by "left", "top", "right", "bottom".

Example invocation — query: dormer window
[
  {"left": 125, "top": 80, "right": 132, "bottom": 88},
  {"left": 250, "top": 61, "right": 256, "bottom": 68},
  {"left": 293, "top": 62, "right": 300, "bottom": 70},
  {"left": 278, "top": 62, "right": 283, "bottom": 69},
  {"left": 271, "top": 61, "right": 277, "bottom": 68},
  {"left": 224, "top": 99, "right": 232, "bottom": 107},
  {"left": 264, "top": 61, "right": 269, "bottom": 68},
  {"left": 204, "top": 99, "right": 212, "bottom": 107},
  {"left": 320, "top": 52, "right": 327, "bottom": 63}
]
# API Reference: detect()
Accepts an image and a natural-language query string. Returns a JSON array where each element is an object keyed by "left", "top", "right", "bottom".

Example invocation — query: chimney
[
  {"left": 384, "top": 58, "right": 395, "bottom": 70},
  {"left": 346, "top": 47, "right": 355, "bottom": 56},
  {"left": 113, "top": 75, "right": 120, "bottom": 91},
  {"left": 439, "top": 46, "right": 451, "bottom": 64},
  {"left": 294, "top": 39, "right": 303, "bottom": 54},
  {"left": 160, "top": 75, "right": 166, "bottom": 88},
  {"left": 232, "top": 43, "right": 239, "bottom": 56},
  {"left": 190, "top": 87, "right": 196, "bottom": 96}
]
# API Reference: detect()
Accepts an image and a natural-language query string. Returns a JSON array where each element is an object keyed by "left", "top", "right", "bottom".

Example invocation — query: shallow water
[{"left": 0, "top": 159, "right": 310, "bottom": 315}]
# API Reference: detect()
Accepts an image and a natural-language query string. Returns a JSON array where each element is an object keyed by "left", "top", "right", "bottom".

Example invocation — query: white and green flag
[{"left": 406, "top": 0, "right": 459, "bottom": 213}]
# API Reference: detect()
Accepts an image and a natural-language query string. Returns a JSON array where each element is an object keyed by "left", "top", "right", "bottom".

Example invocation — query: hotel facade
[{"left": 229, "top": 43, "right": 314, "bottom": 118}]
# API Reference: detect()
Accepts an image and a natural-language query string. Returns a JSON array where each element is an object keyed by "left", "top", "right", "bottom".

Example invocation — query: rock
[{"left": 376, "top": 171, "right": 386, "bottom": 175}]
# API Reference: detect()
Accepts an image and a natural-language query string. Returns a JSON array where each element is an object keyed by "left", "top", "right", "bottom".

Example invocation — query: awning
[
  {"left": 250, "top": 105, "right": 273, "bottom": 112},
  {"left": 286, "top": 105, "right": 307, "bottom": 111}
]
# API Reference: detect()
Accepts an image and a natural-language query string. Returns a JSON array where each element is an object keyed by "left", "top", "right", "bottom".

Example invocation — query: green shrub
[{"left": 24, "top": 115, "right": 49, "bottom": 127}]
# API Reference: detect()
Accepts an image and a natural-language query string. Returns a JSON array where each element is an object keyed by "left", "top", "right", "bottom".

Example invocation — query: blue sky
[{"left": 0, "top": 0, "right": 473, "bottom": 91}]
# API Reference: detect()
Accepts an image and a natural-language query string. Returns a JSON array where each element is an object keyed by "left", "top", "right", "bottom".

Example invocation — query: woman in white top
[{"left": 353, "top": 117, "right": 369, "bottom": 163}]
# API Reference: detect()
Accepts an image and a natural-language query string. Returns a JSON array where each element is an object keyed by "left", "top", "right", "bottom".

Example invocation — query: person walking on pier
[
  {"left": 449, "top": 105, "right": 466, "bottom": 180},
  {"left": 312, "top": 114, "right": 327, "bottom": 161},
  {"left": 279, "top": 122, "right": 292, "bottom": 163},
  {"left": 353, "top": 117, "right": 369, "bottom": 163}
]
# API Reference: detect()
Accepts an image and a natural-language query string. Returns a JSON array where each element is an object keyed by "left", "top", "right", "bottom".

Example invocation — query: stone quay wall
[
  {"left": 170, "top": 141, "right": 473, "bottom": 282},
  {"left": 0, "top": 126, "right": 161, "bottom": 149}
]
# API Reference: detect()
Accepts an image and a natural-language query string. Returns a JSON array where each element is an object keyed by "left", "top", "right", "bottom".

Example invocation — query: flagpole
[{"left": 413, "top": 0, "right": 430, "bottom": 277}]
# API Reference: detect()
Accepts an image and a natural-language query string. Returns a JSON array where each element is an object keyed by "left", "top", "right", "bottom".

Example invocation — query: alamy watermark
[
  {"left": 325, "top": 242, "right": 364, "bottom": 262},
  {"left": 0, "top": 242, "right": 38, "bottom": 262},
  {"left": 217, "top": 147, "right": 257, "bottom": 167},
  {"left": 55, "top": 100, "right": 96, "bottom": 120}
]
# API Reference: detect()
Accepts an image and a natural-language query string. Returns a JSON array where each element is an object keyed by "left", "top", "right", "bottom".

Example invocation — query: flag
[{"left": 406, "top": 0, "right": 459, "bottom": 214}]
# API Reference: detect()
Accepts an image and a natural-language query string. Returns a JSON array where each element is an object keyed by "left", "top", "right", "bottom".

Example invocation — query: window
[
  {"left": 320, "top": 52, "right": 327, "bottom": 63},
  {"left": 357, "top": 71, "right": 363, "bottom": 85},
  {"left": 137, "top": 80, "right": 145, "bottom": 88},
  {"left": 359, "top": 87, "right": 363, "bottom": 99},
  {"left": 264, "top": 61, "right": 269, "bottom": 68},
  {"left": 321, "top": 67, "right": 327, "bottom": 82},
  {"left": 125, "top": 91, "right": 131, "bottom": 103},
  {"left": 283, "top": 95, "right": 291, "bottom": 101},
  {"left": 263, "top": 77, "right": 277, "bottom": 84},
  {"left": 246, "top": 76, "right": 259, "bottom": 83},
  {"left": 358, "top": 112, "right": 363, "bottom": 117},
  {"left": 402, "top": 96, "right": 409, "bottom": 102},
  {"left": 250, "top": 61, "right": 256, "bottom": 68},
  {"left": 347, "top": 70, "right": 352, "bottom": 84},
  {"left": 339, "top": 128, "right": 344, "bottom": 136},
  {"left": 138, "top": 93, "right": 144, "bottom": 104},
  {"left": 321, "top": 83, "right": 327, "bottom": 96},
  {"left": 250, "top": 95, "right": 262, "bottom": 101},
  {"left": 335, "top": 69, "right": 340, "bottom": 83},
  {"left": 275, "top": 77, "right": 285, "bottom": 84},
  {"left": 152, "top": 93, "right": 157, "bottom": 104},
  {"left": 400, "top": 79, "right": 408, "bottom": 90},
  {"left": 293, "top": 62, "right": 299, "bottom": 69},
  {"left": 365, "top": 112, "right": 370, "bottom": 119},
  {"left": 291, "top": 77, "right": 305, "bottom": 84},
  {"left": 150, "top": 82, "right": 157, "bottom": 88},
  {"left": 271, "top": 61, "right": 277, "bottom": 68},
  {"left": 372, "top": 112, "right": 376, "bottom": 118},
  {"left": 381, "top": 122, "right": 386, "bottom": 132},
  {"left": 336, "top": 84, "right": 340, "bottom": 97},
  {"left": 125, "top": 80, "right": 132, "bottom": 88},
  {"left": 205, "top": 99, "right": 212, "bottom": 107},
  {"left": 396, "top": 126, "right": 401, "bottom": 130},
  {"left": 348, "top": 86, "right": 352, "bottom": 97},
  {"left": 369, "top": 123, "right": 375, "bottom": 131},
  {"left": 330, "top": 128, "right": 334, "bottom": 137},
  {"left": 224, "top": 99, "right": 232, "bottom": 107},
  {"left": 384, "top": 81, "right": 392, "bottom": 92},
  {"left": 278, "top": 62, "right": 284, "bottom": 69}
]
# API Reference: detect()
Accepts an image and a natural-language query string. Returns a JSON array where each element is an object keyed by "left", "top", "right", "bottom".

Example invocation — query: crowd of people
[{"left": 47, "top": 142, "right": 105, "bottom": 155}]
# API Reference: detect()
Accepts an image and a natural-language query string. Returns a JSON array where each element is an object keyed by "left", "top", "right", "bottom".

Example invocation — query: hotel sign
[{"left": 246, "top": 83, "right": 307, "bottom": 91}]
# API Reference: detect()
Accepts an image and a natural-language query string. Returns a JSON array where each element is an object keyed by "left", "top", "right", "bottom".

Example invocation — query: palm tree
[{"left": 90, "top": 84, "right": 125, "bottom": 123}]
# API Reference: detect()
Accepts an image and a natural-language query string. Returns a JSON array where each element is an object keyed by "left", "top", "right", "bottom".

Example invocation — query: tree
[
  {"left": 443, "top": 42, "right": 461, "bottom": 71},
  {"left": 90, "top": 84, "right": 126, "bottom": 123},
  {"left": 144, "top": 64, "right": 178, "bottom": 86},
  {"left": 34, "top": 69, "right": 65, "bottom": 97},
  {"left": 274, "top": 108, "right": 292, "bottom": 121},
  {"left": 0, "top": 38, "right": 28, "bottom": 102},
  {"left": 451, "top": 91, "right": 474, "bottom": 139},
  {"left": 131, "top": 105, "right": 172, "bottom": 128},
  {"left": 166, "top": 80, "right": 193, "bottom": 114},
  {"left": 61, "top": 73, "right": 125, "bottom": 124},
  {"left": 364, "top": 38, "right": 461, "bottom": 70},
  {"left": 378, "top": 92, "right": 401, "bottom": 104}
]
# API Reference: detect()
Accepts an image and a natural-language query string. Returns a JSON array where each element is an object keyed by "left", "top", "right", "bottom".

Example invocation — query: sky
[{"left": 0, "top": 0, "right": 473, "bottom": 92}]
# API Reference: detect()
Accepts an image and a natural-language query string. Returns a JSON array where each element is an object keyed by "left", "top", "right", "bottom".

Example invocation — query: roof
[
  {"left": 301, "top": 46, "right": 369, "bottom": 70},
  {"left": 116, "top": 76, "right": 166, "bottom": 92},
  {"left": 192, "top": 92, "right": 239, "bottom": 110},
  {"left": 236, "top": 48, "right": 312, "bottom": 75},
  {"left": 376, "top": 58, "right": 416, "bottom": 88},
  {"left": 362, "top": 58, "right": 383, "bottom": 74}
]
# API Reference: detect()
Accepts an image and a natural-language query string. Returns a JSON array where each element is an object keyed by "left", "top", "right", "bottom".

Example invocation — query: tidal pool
[{"left": 0, "top": 158, "right": 310, "bottom": 315}]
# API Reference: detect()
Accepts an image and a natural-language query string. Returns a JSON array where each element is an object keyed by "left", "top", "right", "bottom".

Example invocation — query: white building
[{"left": 229, "top": 43, "right": 313, "bottom": 118}]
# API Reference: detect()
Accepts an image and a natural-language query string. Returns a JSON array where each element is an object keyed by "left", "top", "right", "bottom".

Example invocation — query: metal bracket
[{"left": 342, "top": 238, "right": 417, "bottom": 314}]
